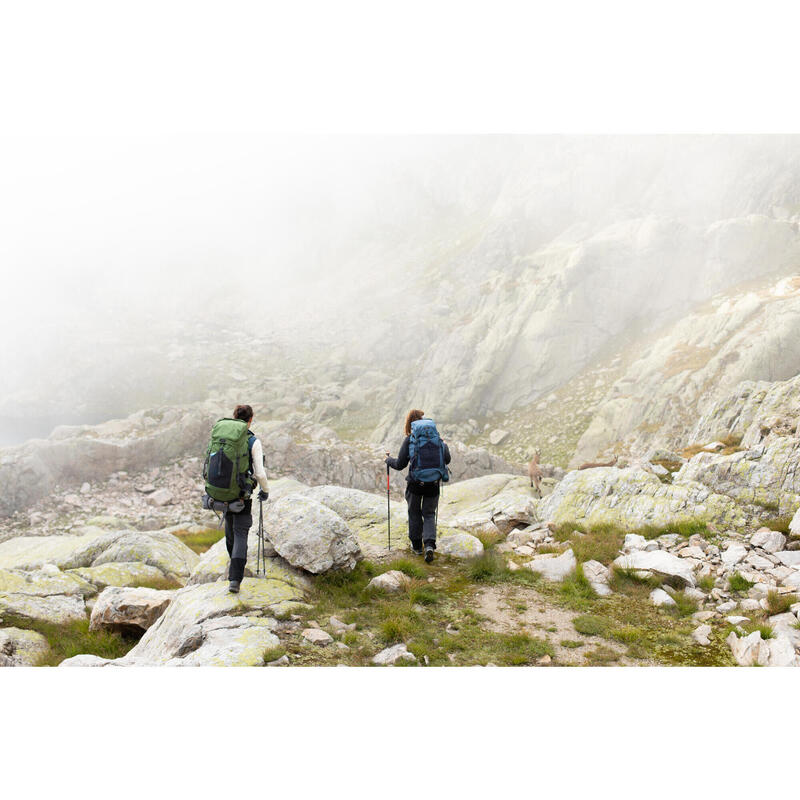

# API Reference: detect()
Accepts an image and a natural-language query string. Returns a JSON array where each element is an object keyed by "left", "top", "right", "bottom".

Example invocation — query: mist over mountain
[{"left": 3, "top": 135, "right": 800, "bottom": 461}]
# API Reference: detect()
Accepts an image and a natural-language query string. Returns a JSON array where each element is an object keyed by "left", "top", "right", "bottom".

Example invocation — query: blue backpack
[{"left": 409, "top": 418, "right": 449, "bottom": 484}]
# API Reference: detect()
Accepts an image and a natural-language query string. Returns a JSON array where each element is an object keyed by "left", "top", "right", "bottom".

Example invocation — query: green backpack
[{"left": 203, "top": 418, "right": 256, "bottom": 502}]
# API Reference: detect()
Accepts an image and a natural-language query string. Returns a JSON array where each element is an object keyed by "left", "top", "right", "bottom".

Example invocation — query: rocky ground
[
  {"left": 5, "top": 348, "right": 800, "bottom": 667},
  {"left": 2, "top": 446, "right": 799, "bottom": 666}
]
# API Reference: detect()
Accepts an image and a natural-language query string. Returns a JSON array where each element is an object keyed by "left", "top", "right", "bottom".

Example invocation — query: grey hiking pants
[
  {"left": 405, "top": 488, "right": 439, "bottom": 548},
  {"left": 225, "top": 499, "right": 252, "bottom": 583}
]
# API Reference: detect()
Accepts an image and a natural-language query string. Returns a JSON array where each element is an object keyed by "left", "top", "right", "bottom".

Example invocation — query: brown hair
[
  {"left": 404, "top": 409, "right": 424, "bottom": 436},
  {"left": 233, "top": 404, "right": 253, "bottom": 422}
]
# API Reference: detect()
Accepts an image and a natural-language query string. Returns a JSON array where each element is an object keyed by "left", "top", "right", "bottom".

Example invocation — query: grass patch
[
  {"left": 464, "top": 552, "right": 542, "bottom": 588},
  {"left": 560, "top": 639, "right": 584, "bottom": 649},
  {"left": 728, "top": 572, "right": 754, "bottom": 593},
  {"left": 553, "top": 518, "right": 707, "bottom": 545},
  {"left": 681, "top": 433, "right": 742, "bottom": 459},
  {"left": 494, "top": 632, "right": 553, "bottom": 665},
  {"left": 669, "top": 590, "right": 699, "bottom": 618},
  {"left": 172, "top": 528, "right": 224, "bottom": 554},
  {"left": 536, "top": 544, "right": 563, "bottom": 555},
  {"left": 697, "top": 574, "right": 715, "bottom": 592},
  {"left": 262, "top": 645, "right": 287, "bottom": 664},
  {"left": 553, "top": 522, "right": 624, "bottom": 566},
  {"left": 557, "top": 566, "right": 597, "bottom": 610},
  {"left": 760, "top": 516, "right": 792, "bottom": 533},
  {"left": 609, "top": 566, "right": 662, "bottom": 592},
  {"left": 1, "top": 613, "right": 138, "bottom": 666},
  {"left": 741, "top": 621, "right": 773, "bottom": 639},
  {"left": 766, "top": 591, "right": 798, "bottom": 616},
  {"left": 311, "top": 561, "right": 379, "bottom": 611},
  {"left": 573, "top": 614, "right": 609, "bottom": 637},
  {"left": 380, "top": 558, "right": 426, "bottom": 580},
  {"left": 639, "top": 519, "right": 709, "bottom": 540},
  {"left": 409, "top": 586, "right": 441, "bottom": 606},
  {"left": 475, "top": 529, "right": 503, "bottom": 550},
  {"left": 467, "top": 552, "right": 507, "bottom": 582},
  {"left": 609, "top": 625, "right": 644, "bottom": 643},
  {"left": 585, "top": 645, "right": 620, "bottom": 665}
]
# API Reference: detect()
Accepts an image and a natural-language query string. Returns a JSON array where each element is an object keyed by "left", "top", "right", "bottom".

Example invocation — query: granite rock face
[{"left": 537, "top": 466, "right": 748, "bottom": 533}]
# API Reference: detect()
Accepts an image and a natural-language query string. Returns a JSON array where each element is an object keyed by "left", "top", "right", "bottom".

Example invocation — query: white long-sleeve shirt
[{"left": 250, "top": 437, "right": 269, "bottom": 492}]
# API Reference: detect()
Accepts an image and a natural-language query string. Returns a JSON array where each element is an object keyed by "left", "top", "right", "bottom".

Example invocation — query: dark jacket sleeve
[
  {"left": 387, "top": 436, "right": 410, "bottom": 471},
  {"left": 443, "top": 442, "right": 451, "bottom": 465}
]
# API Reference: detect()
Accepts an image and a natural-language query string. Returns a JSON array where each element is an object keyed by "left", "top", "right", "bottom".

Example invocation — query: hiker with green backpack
[
  {"left": 202, "top": 404, "right": 269, "bottom": 593},
  {"left": 385, "top": 409, "right": 451, "bottom": 563}
]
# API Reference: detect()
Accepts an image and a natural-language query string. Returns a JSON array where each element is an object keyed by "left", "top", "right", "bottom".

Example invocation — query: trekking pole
[
  {"left": 257, "top": 497, "right": 265, "bottom": 577},
  {"left": 385, "top": 455, "right": 391, "bottom": 551}
]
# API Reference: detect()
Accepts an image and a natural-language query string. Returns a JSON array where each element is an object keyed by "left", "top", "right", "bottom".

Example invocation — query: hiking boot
[
  {"left": 424, "top": 545, "right": 435, "bottom": 563},
  {"left": 228, "top": 580, "right": 241, "bottom": 594},
  {"left": 411, "top": 543, "right": 424, "bottom": 556}
]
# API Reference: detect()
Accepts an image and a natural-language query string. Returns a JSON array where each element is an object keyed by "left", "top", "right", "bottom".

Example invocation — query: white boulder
[
  {"left": 775, "top": 551, "right": 800, "bottom": 567},
  {"left": 650, "top": 588, "right": 676, "bottom": 607},
  {"left": 372, "top": 643, "right": 416, "bottom": 665},
  {"left": 623, "top": 533, "right": 647, "bottom": 552},
  {"left": 721, "top": 544, "right": 748, "bottom": 567},
  {"left": 302, "top": 628, "right": 333, "bottom": 646},
  {"left": 582, "top": 560, "right": 612, "bottom": 596},
  {"left": 437, "top": 533, "right": 484, "bottom": 559},
  {"left": 265, "top": 494, "right": 361, "bottom": 574},
  {"left": 691, "top": 624, "right": 712, "bottom": 646},
  {"left": 614, "top": 550, "right": 696, "bottom": 587},
  {"left": 526, "top": 549, "right": 577, "bottom": 582},
  {"left": 367, "top": 571, "right": 412, "bottom": 593},
  {"left": 89, "top": 586, "right": 175, "bottom": 634},
  {"left": 0, "top": 627, "right": 50, "bottom": 666},
  {"left": 750, "top": 528, "right": 787, "bottom": 554}
]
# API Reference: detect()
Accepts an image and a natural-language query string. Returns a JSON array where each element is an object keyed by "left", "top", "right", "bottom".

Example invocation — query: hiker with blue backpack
[
  {"left": 385, "top": 409, "right": 451, "bottom": 562},
  {"left": 202, "top": 404, "right": 269, "bottom": 593}
]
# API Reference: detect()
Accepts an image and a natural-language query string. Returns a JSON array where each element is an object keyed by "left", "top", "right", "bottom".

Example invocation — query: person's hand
[{"left": 258, "top": 489, "right": 269, "bottom": 501}]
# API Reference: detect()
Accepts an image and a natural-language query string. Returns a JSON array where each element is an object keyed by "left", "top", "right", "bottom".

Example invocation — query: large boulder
[
  {"left": 67, "top": 562, "right": 174, "bottom": 592},
  {"left": 613, "top": 550, "right": 697, "bottom": 587},
  {"left": 89, "top": 586, "right": 176, "bottom": 634},
  {"left": 750, "top": 528, "right": 787, "bottom": 553},
  {"left": 265, "top": 494, "right": 361, "bottom": 574},
  {"left": 538, "top": 467, "right": 748, "bottom": 533},
  {"left": 0, "top": 565, "right": 90, "bottom": 624},
  {"left": 187, "top": 538, "right": 312, "bottom": 601},
  {"left": 0, "top": 528, "right": 199, "bottom": 580},
  {"left": 297, "top": 485, "right": 408, "bottom": 558},
  {"left": 676, "top": 439, "right": 800, "bottom": 517},
  {"left": 187, "top": 535, "right": 289, "bottom": 586},
  {"left": 0, "top": 627, "right": 50, "bottom": 666},
  {"left": 726, "top": 630, "right": 799, "bottom": 666},
  {"left": 525, "top": 548, "right": 577, "bottom": 582},
  {"left": 437, "top": 533, "right": 485, "bottom": 559},
  {"left": 90, "top": 531, "right": 199, "bottom": 579},
  {"left": 438, "top": 475, "right": 538, "bottom": 535},
  {"left": 112, "top": 577, "right": 308, "bottom": 665},
  {"left": 0, "top": 529, "right": 110, "bottom": 571}
]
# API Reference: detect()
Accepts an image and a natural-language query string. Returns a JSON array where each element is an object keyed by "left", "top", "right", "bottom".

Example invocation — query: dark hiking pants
[
  {"left": 405, "top": 487, "right": 439, "bottom": 549},
  {"left": 225, "top": 499, "right": 252, "bottom": 583}
]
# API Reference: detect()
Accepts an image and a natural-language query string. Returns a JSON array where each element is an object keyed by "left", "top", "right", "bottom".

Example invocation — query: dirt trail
[{"left": 472, "top": 585, "right": 634, "bottom": 665}]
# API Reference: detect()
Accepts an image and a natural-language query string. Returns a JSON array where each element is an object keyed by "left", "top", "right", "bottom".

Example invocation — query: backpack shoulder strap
[{"left": 247, "top": 432, "right": 256, "bottom": 470}]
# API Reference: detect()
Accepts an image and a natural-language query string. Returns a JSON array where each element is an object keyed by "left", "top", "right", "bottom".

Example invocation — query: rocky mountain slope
[{"left": 3, "top": 369, "right": 800, "bottom": 667}]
